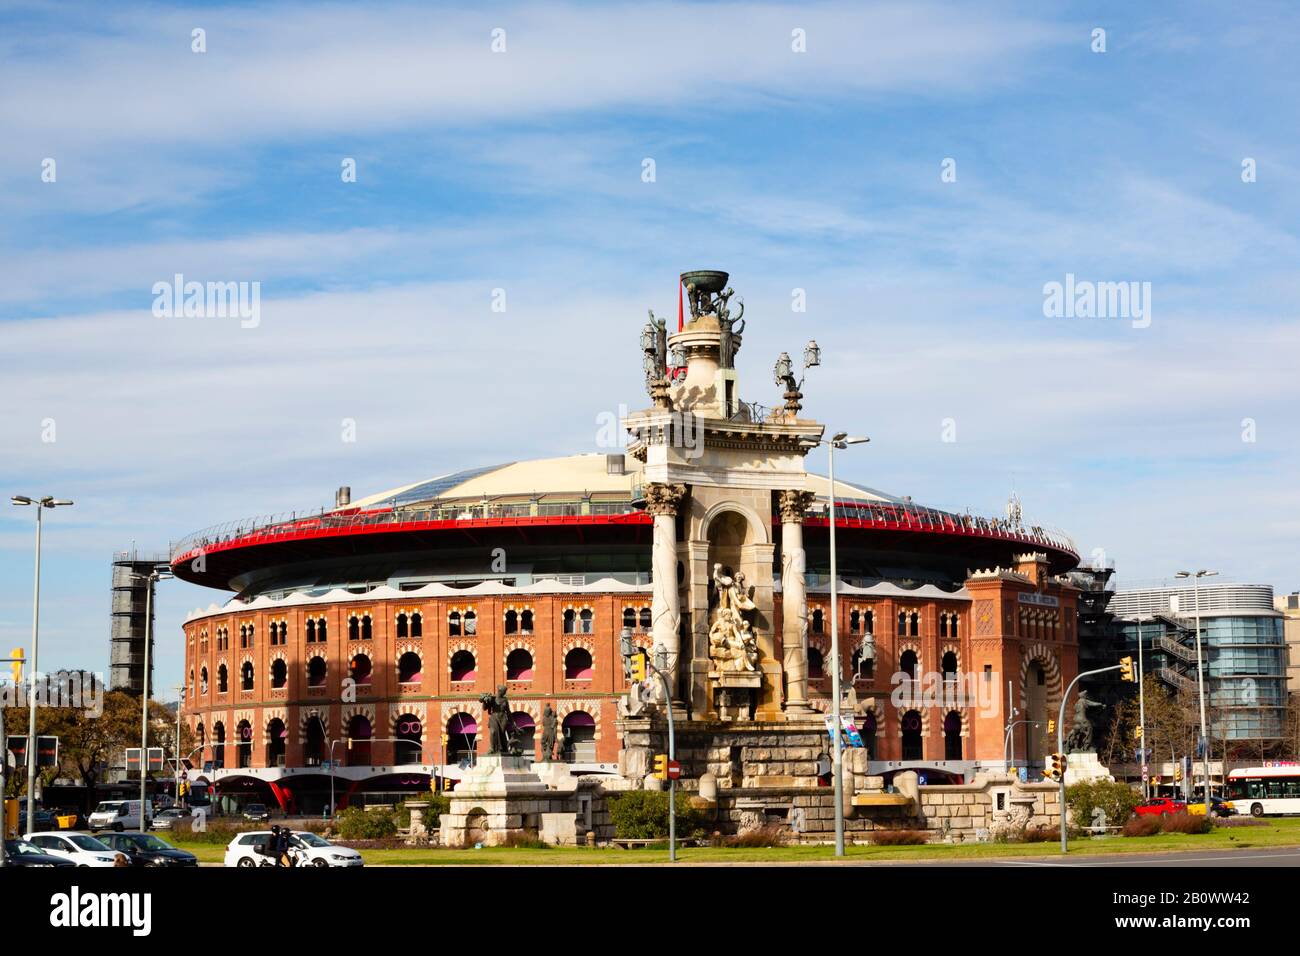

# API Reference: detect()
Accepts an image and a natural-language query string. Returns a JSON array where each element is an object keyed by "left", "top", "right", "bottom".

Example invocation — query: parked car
[
  {"left": 150, "top": 807, "right": 191, "bottom": 831},
  {"left": 88, "top": 799, "right": 152, "bottom": 832},
  {"left": 1133, "top": 797, "right": 1188, "bottom": 817},
  {"left": 223, "top": 830, "right": 363, "bottom": 868},
  {"left": 99, "top": 831, "right": 198, "bottom": 867},
  {"left": 241, "top": 803, "right": 271, "bottom": 823},
  {"left": 16, "top": 808, "right": 55, "bottom": 832},
  {"left": 1187, "top": 796, "right": 1237, "bottom": 818},
  {"left": 26, "top": 831, "right": 127, "bottom": 867},
  {"left": 3, "top": 838, "right": 76, "bottom": 867}
]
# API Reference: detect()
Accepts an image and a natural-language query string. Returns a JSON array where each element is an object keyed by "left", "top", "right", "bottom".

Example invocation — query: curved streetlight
[{"left": 1176, "top": 569, "right": 1218, "bottom": 815}]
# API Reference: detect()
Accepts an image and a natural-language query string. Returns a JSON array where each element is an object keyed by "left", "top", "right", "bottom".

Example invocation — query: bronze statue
[
  {"left": 540, "top": 703, "right": 558, "bottom": 762},
  {"left": 1065, "top": 690, "right": 1106, "bottom": 753},
  {"left": 480, "top": 685, "right": 513, "bottom": 755}
]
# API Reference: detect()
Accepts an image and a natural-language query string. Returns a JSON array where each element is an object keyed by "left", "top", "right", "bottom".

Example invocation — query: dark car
[
  {"left": 3, "top": 838, "right": 76, "bottom": 867},
  {"left": 98, "top": 832, "right": 199, "bottom": 867},
  {"left": 16, "top": 808, "right": 56, "bottom": 832},
  {"left": 242, "top": 803, "right": 271, "bottom": 823}
]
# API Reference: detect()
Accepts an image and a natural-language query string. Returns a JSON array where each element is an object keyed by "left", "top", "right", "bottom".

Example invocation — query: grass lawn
[{"left": 168, "top": 817, "right": 1300, "bottom": 866}]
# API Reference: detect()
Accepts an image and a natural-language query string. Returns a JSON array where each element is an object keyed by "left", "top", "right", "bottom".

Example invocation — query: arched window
[
  {"left": 811, "top": 608, "right": 824, "bottom": 635},
  {"left": 909, "top": 612, "right": 919, "bottom": 637},
  {"left": 200, "top": 666, "right": 209, "bottom": 695},
  {"left": 410, "top": 612, "right": 422, "bottom": 638},
  {"left": 897, "top": 611, "right": 907, "bottom": 636},
  {"left": 561, "top": 711, "right": 597, "bottom": 763},
  {"left": 217, "top": 664, "right": 228, "bottom": 693},
  {"left": 941, "top": 651, "right": 958, "bottom": 684},
  {"left": 564, "top": 647, "right": 593, "bottom": 680},
  {"left": 448, "top": 611, "right": 462, "bottom": 636},
  {"left": 578, "top": 609, "right": 593, "bottom": 634},
  {"left": 505, "top": 609, "right": 519, "bottom": 635},
  {"left": 346, "top": 715, "right": 372, "bottom": 766},
  {"left": 506, "top": 648, "right": 534, "bottom": 681},
  {"left": 398, "top": 651, "right": 422, "bottom": 684},
  {"left": 240, "top": 661, "right": 254, "bottom": 691},
  {"left": 348, "top": 616, "right": 360, "bottom": 641},
  {"left": 450, "top": 650, "right": 477, "bottom": 683},
  {"left": 622, "top": 607, "right": 637, "bottom": 630},
  {"left": 563, "top": 609, "right": 576, "bottom": 635},
  {"left": 901, "top": 710, "right": 923, "bottom": 760},
  {"left": 360, "top": 615, "right": 373, "bottom": 640},
  {"left": 305, "top": 619, "right": 316, "bottom": 643},
  {"left": 266, "top": 718, "right": 287, "bottom": 766},
  {"left": 807, "top": 647, "right": 825, "bottom": 679},
  {"left": 864, "top": 610, "right": 874, "bottom": 634},
  {"left": 212, "top": 722, "right": 226, "bottom": 768},
  {"left": 318, "top": 618, "right": 327, "bottom": 641},
  {"left": 304, "top": 716, "right": 326, "bottom": 766},
  {"left": 394, "top": 714, "right": 422, "bottom": 765},
  {"left": 850, "top": 610, "right": 861, "bottom": 634},
  {"left": 510, "top": 712, "right": 536, "bottom": 757},
  {"left": 271, "top": 658, "right": 287, "bottom": 689},
  {"left": 307, "top": 656, "right": 327, "bottom": 687},
  {"left": 899, "top": 649, "right": 918, "bottom": 680},
  {"left": 463, "top": 610, "right": 477, "bottom": 636},
  {"left": 236, "top": 720, "right": 253, "bottom": 768},
  {"left": 852, "top": 643, "right": 874, "bottom": 680},
  {"left": 639, "top": 607, "right": 651, "bottom": 632},
  {"left": 520, "top": 610, "right": 534, "bottom": 634},
  {"left": 350, "top": 653, "right": 373, "bottom": 684},
  {"left": 396, "top": 613, "right": 408, "bottom": 639},
  {"left": 446, "top": 713, "right": 477, "bottom": 763},
  {"left": 944, "top": 711, "right": 963, "bottom": 760},
  {"left": 939, "top": 614, "right": 948, "bottom": 638}
]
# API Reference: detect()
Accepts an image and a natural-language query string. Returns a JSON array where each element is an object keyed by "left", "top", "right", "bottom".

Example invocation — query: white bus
[{"left": 1225, "top": 766, "right": 1300, "bottom": 817}]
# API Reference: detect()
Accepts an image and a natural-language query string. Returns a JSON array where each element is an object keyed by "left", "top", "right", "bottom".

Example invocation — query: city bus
[{"left": 1224, "top": 766, "right": 1300, "bottom": 817}]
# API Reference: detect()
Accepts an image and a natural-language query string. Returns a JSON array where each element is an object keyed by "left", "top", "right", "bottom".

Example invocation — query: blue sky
[{"left": 2, "top": 0, "right": 1298, "bottom": 697}]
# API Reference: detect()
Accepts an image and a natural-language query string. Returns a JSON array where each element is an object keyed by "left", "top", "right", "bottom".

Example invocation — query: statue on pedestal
[
  {"left": 540, "top": 703, "right": 558, "bottom": 761},
  {"left": 1065, "top": 690, "right": 1106, "bottom": 754},
  {"left": 708, "top": 563, "right": 760, "bottom": 673},
  {"left": 480, "top": 685, "right": 514, "bottom": 755}
]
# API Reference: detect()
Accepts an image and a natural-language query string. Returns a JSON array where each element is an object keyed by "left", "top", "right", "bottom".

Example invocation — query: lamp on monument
[
  {"left": 640, "top": 321, "right": 656, "bottom": 352},
  {"left": 642, "top": 352, "right": 658, "bottom": 375},
  {"left": 669, "top": 345, "right": 685, "bottom": 368},
  {"left": 773, "top": 352, "right": 793, "bottom": 386},
  {"left": 803, "top": 339, "right": 821, "bottom": 370}
]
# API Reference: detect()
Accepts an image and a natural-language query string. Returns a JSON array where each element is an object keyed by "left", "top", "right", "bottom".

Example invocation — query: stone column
[
  {"left": 645, "top": 482, "right": 688, "bottom": 700},
  {"left": 779, "top": 490, "right": 817, "bottom": 714}
]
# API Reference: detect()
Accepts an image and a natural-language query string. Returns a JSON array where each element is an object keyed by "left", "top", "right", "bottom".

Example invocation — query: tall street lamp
[
  {"left": 134, "top": 566, "right": 173, "bottom": 826},
  {"left": 1132, "top": 614, "right": 1155, "bottom": 799},
  {"left": 11, "top": 494, "right": 73, "bottom": 832},
  {"left": 1176, "top": 569, "right": 1217, "bottom": 815},
  {"left": 801, "top": 432, "right": 868, "bottom": 857}
]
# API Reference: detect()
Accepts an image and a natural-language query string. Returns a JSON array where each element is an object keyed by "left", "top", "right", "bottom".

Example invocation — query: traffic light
[
  {"left": 1044, "top": 752, "right": 1067, "bottom": 782},
  {"left": 629, "top": 651, "right": 647, "bottom": 683},
  {"left": 1119, "top": 656, "right": 1135, "bottom": 682},
  {"left": 1174, "top": 764, "right": 1183, "bottom": 783},
  {"left": 652, "top": 753, "right": 668, "bottom": 780},
  {"left": 1047, "top": 718, "right": 1055, "bottom": 734},
  {"left": 9, "top": 648, "right": 22, "bottom": 683},
  {"left": 1134, "top": 725, "right": 1143, "bottom": 740}
]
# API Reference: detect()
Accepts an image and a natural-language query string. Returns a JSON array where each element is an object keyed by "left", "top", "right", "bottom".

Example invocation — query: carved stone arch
[
  {"left": 299, "top": 708, "right": 330, "bottom": 741},
  {"left": 395, "top": 640, "right": 423, "bottom": 659},
  {"left": 1019, "top": 643, "right": 1063, "bottom": 714},
  {"left": 342, "top": 704, "right": 376, "bottom": 727},
  {"left": 447, "top": 639, "right": 477, "bottom": 662},
  {"left": 510, "top": 700, "right": 541, "bottom": 724},
  {"left": 239, "top": 653, "right": 253, "bottom": 668},
  {"left": 560, "top": 636, "right": 596, "bottom": 655},
  {"left": 441, "top": 701, "right": 482, "bottom": 725},
  {"left": 700, "top": 499, "right": 772, "bottom": 547},
  {"left": 897, "top": 640, "right": 922, "bottom": 674},
  {"left": 940, "top": 643, "right": 960, "bottom": 670},
  {"left": 262, "top": 707, "right": 287, "bottom": 742},
  {"left": 557, "top": 700, "right": 602, "bottom": 740},
  {"left": 897, "top": 704, "right": 930, "bottom": 738},
  {"left": 269, "top": 648, "right": 287, "bottom": 663},
  {"left": 391, "top": 703, "right": 427, "bottom": 733}
]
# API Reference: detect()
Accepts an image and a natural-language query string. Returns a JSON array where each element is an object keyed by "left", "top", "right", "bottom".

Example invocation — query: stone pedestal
[
  {"left": 1063, "top": 751, "right": 1113, "bottom": 785},
  {"left": 438, "top": 755, "right": 557, "bottom": 847},
  {"left": 712, "top": 671, "right": 762, "bottom": 721}
]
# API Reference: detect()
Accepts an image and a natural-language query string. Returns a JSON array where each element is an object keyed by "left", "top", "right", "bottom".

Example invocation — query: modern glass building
[{"left": 1111, "top": 583, "right": 1287, "bottom": 748}]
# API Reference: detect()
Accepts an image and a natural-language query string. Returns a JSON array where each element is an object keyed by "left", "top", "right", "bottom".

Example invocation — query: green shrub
[
  {"left": 1066, "top": 779, "right": 1141, "bottom": 830},
  {"left": 335, "top": 806, "right": 399, "bottom": 840},
  {"left": 394, "top": 795, "right": 449, "bottom": 829},
  {"left": 607, "top": 790, "right": 706, "bottom": 839}
]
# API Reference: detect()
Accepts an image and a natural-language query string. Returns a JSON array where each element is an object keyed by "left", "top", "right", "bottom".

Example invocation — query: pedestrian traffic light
[
  {"left": 652, "top": 753, "right": 668, "bottom": 780},
  {"left": 8, "top": 648, "right": 22, "bottom": 683},
  {"left": 1119, "top": 656, "right": 1135, "bottom": 682},
  {"left": 629, "top": 651, "right": 647, "bottom": 683},
  {"left": 1044, "top": 752, "right": 1067, "bottom": 782}
]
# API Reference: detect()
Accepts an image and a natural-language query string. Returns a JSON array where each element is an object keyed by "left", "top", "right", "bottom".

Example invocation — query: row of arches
[
  {"left": 840, "top": 711, "right": 966, "bottom": 761},
  {"left": 806, "top": 648, "right": 960, "bottom": 682},
  {"left": 194, "top": 710, "right": 601, "bottom": 768}
]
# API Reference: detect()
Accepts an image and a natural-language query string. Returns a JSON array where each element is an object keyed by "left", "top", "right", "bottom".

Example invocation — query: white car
[
  {"left": 27, "top": 831, "right": 128, "bottom": 867},
  {"left": 223, "top": 830, "right": 364, "bottom": 868}
]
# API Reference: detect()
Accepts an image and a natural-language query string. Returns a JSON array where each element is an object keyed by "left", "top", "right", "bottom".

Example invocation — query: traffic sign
[{"left": 666, "top": 759, "right": 682, "bottom": 780}]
